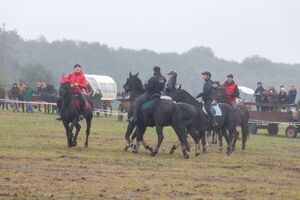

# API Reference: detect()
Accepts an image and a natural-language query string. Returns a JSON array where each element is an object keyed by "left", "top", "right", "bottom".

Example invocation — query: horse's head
[
  {"left": 123, "top": 72, "right": 141, "bottom": 92},
  {"left": 59, "top": 75, "right": 72, "bottom": 97}
]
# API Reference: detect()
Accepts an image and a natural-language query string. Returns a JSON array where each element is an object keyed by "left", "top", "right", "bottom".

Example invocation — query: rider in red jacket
[
  {"left": 56, "top": 64, "right": 88, "bottom": 120},
  {"left": 223, "top": 74, "right": 239, "bottom": 109},
  {"left": 68, "top": 64, "right": 88, "bottom": 94}
]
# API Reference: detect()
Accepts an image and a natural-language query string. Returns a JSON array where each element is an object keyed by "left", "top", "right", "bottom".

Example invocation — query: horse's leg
[
  {"left": 172, "top": 125, "right": 189, "bottom": 159},
  {"left": 63, "top": 121, "right": 72, "bottom": 147},
  {"left": 133, "top": 125, "right": 147, "bottom": 153},
  {"left": 169, "top": 141, "right": 181, "bottom": 155},
  {"left": 226, "top": 126, "right": 236, "bottom": 156},
  {"left": 84, "top": 117, "right": 92, "bottom": 147},
  {"left": 241, "top": 121, "right": 249, "bottom": 150},
  {"left": 72, "top": 122, "right": 81, "bottom": 146},
  {"left": 151, "top": 125, "right": 164, "bottom": 156},
  {"left": 201, "top": 129, "right": 208, "bottom": 154},
  {"left": 232, "top": 129, "right": 239, "bottom": 151},
  {"left": 218, "top": 129, "right": 223, "bottom": 150},
  {"left": 189, "top": 129, "right": 202, "bottom": 156},
  {"left": 124, "top": 121, "right": 136, "bottom": 151}
]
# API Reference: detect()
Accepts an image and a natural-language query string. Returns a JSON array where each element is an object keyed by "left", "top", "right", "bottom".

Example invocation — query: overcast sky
[{"left": 0, "top": 0, "right": 299, "bottom": 64}]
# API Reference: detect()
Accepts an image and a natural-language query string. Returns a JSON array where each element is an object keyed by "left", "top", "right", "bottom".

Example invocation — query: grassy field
[{"left": 0, "top": 110, "right": 300, "bottom": 200}]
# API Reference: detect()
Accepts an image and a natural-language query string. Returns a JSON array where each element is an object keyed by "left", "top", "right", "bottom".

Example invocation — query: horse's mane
[{"left": 179, "top": 89, "right": 202, "bottom": 107}]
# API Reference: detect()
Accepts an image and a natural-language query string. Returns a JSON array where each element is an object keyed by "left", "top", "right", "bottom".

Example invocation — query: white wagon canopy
[{"left": 85, "top": 74, "right": 117, "bottom": 101}]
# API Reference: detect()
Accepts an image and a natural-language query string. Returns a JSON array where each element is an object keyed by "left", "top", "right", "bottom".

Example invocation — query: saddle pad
[
  {"left": 141, "top": 99, "right": 157, "bottom": 111},
  {"left": 202, "top": 104, "right": 222, "bottom": 116},
  {"left": 160, "top": 95, "right": 173, "bottom": 100}
]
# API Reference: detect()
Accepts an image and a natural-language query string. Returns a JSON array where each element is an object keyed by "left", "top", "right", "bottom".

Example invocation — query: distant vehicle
[
  {"left": 244, "top": 102, "right": 300, "bottom": 138},
  {"left": 85, "top": 74, "right": 117, "bottom": 116}
]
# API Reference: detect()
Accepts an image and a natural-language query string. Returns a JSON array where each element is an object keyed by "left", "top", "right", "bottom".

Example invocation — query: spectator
[
  {"left": 92, "top": 89, "right": 102, "bottom": 111},
  {"left": 23, "top": 86, "right": 35, "bottom": 113},
  {"left": 288, "top": 85, "right": 297, "bottom": 105},
  {"left": 10, "top": 83, "right": 20, "bottom": 112},
  {"left": 278, "top": 85, "right": 288, "bottom": 104},
  {"left": 267, "top": 84, "right": 277, "bottom": 110},
  {"left": 261, "top": 90, "right": 269, "bottom": 111},
  {"left": 254, "top": 82, "right": 265, "bottom": 111}
]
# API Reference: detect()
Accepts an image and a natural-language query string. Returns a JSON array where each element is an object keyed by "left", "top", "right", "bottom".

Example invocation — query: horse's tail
[
  {"left": 241, "top": 107, "right": 250, "bottom": 150},
  {"left": 171, "top": 104, "right": 189, "bottom": 151}
]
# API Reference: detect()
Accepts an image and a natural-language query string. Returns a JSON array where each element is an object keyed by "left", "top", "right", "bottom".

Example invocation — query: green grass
[{"left": 0, "top": 110, "right": 300, "bottom": 199}]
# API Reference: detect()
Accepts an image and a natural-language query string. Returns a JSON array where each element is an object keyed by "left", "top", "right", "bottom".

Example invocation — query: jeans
[
  {"left": 230, "top": 102, "right": 237, "bottom": 109},
  {"left": 25, "top": 102, "right": 33, "bottom": 113},
  {"left": 12, "top": 98, "right": 19, "bottom": 112}
]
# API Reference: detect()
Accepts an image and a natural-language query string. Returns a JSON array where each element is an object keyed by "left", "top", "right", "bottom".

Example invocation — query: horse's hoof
[
  {"left": 195, "top": 152, "right": 200, "bottom": 156},
  {"left": 150, "top": 151, "right": 157, "bottom": 157},
  {"left": 218, "top": 147, "right": 223, "bottom": 151},
  {"left": 227, "top": 148, "right": 232, "bottom": 156},
  {"left": 124, "top": 146, "right": 130, "bottom": 152},
  {"left": 169, "top": 150, "right": 175, "bottom": 155},
  {"left": 183, "top": 154, "right": 189, "bottom": 159},
  {"left": 146, "top": 146, "right": 154, "bottom": 153},
  {"left": 132, "top": 144, "right": 139, "bottom": 153},
  {"left": 84, "top": 143, "right": 88, "bottom": 148}
]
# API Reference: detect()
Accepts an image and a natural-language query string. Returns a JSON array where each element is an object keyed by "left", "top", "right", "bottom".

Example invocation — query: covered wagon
[{"left": 85, "top": 74, "right": 117, "bottom": 116}]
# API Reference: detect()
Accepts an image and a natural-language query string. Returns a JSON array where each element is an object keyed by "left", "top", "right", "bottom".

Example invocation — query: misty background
[{"left": 0, "top": 0, "right": 299, "bottom": 98}]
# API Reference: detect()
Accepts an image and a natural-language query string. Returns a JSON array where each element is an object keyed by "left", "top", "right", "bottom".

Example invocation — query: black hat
[
  {"left": 227, "top": 74, "right": 233, "bottom": 78},
  {"left": 202, "top": 71, "right": 211, "bottom": 77},
  {"left": 74, "top": 64, "right": 82, "bottom": 68},
  {"left": 257, "top": 81, "right": 262, "bottom": 84},
  {"left": 153, "top": 66, "right": 161, "bottom": 72}
]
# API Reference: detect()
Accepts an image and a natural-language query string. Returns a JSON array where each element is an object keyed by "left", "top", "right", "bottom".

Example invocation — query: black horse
[
  {"left": 122, "top": 73, "right": 191, "bottom": 158},
  {"left": 59, "top": 78, "right": 93, "bottom": 147},
  {"left": 123, "top": 72, "right": 145, "bottom": 151},
  {"left": 168, "top": 89, "right": 241, "bottom": 155},
  {"left": 212, "top": 87, "right": 250, "bottom": 151}
]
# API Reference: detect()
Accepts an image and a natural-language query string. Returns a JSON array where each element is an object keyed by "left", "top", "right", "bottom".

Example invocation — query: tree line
[{"left": 0, "top": 28, "right": 300, "bottom": 97}]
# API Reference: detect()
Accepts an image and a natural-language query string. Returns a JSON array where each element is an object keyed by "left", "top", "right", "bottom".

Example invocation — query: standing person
[
  {"left": 10, "top": 83, "right": 20, "bottom": 112},
  {"left": 278, "top": 85, "right": 288, "bottom": 104},
  {"left": 223, "top": 74, "right": 239, "bottom": 109},
  {"left": 56, "top": 64, "right": 88, "bottom": 120},
  {"left": 23, "top": 85, "right": 35, "bottom": 113},
  {"left": 165, "top": 70, "right": 178, "bottom": 96},
  {"left": 288, "top": 85, "right": 297, "bottom": 105},
  {"left": 196, "top": 71, "right": 218, "bottom": 127},
  {"left": 130, "top": 66, "right": 167, "bottom": 123},
  {"left": 267, "top": 84, "right": 277, "bottom": 111},
  {"left": 254, "top": 82, "right": 265, "bottom": 111}
]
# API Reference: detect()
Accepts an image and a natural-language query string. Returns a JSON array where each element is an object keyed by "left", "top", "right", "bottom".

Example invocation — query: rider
[
  {"left": 223, "top": 74, "right": 239, "bottom": 109},
  {"left": 196, "top": 71, "right": 218, "bottom": 127},
  {"left": 165, "top": 70, "right": 178, "bottom": 95},
  {"left": 130, "top": 66, "right": 167, "bottom": 123},
  {"left": 56, "top": 64, "right": 88, "bottom": 120}
]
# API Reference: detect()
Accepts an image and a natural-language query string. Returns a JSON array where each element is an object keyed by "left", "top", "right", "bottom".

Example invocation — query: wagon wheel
[
  {"left": 249, "top": 123, "right": 258, "bottom": 134},
  {"left": 267, "top": 123, "right": 279, "bottom": 135},
  {"left": 285, "top": 125, "right": 298, "bottom": 138},
  {"left": 118, "top": 104, "right": 124, "bottom": 121}
]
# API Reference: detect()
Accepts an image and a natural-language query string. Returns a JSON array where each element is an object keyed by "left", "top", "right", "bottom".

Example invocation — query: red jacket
[
  {"left": 224, "top": 81, "right": 238, "bottom": 103},
  {"left": 68, "top": 71, "right": 88, "bottom": 94}
]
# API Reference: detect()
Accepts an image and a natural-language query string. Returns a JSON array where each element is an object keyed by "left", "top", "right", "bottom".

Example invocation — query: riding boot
[{"left": 211, "top": 115, "right": 218, "bottom": 127}]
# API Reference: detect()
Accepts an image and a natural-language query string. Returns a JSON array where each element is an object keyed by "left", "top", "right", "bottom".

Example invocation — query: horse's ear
[
  {"left": 129, "top": 72, "right": 132, "bottom": 77},
  {"left": 134, "top": 72, "right": 139, "bottom": 77},
  {"left": 60, "top": 74, "right": 69, "bottom": 84}
]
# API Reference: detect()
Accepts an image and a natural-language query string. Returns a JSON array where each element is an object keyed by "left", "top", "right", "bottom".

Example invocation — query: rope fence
[{"left": 0, "top": 98, "right": 128, "bottom": 116}]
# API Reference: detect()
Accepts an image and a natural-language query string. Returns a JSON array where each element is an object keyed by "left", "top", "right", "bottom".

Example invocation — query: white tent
[{"left": 85, "top": 74, "right": 117, "bottom": 101}]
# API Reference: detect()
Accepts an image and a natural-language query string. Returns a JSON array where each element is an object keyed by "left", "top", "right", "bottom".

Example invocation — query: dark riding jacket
[
  {"left": 196, "top": 79, "right": 213, "bottom": 101},
  {"left": 145, "top": 74, "right": 167, "bottom": 94},
  {"left": 165, "top": 77, "right": 177, "bottom": 93}
]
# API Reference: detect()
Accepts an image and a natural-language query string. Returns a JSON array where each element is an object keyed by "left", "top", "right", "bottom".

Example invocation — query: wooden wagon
[{"left": 244, "top": 102, "right": 299, "bottom": 138}]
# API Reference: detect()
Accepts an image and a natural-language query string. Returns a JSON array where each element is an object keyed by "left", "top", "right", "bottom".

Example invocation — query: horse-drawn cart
[
  {"left": 117, "top": 92, "right": 130, "bottom": 121},
  {"left": 85, "top": 74, "right": 117, "bottom": 117},
  {"left": 244, "top": 102, "right": 299, "bottom": 138}
]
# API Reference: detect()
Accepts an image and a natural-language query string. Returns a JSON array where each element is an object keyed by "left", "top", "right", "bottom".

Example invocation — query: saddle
[
  {"left": 73, "top": 95, "right": 91, "bottom": 112},
  {"left": 202, "top": 104, "right": 222, "bottom": 116}
]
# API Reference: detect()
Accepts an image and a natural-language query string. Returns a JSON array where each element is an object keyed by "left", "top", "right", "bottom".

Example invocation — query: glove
[{"left": 196, "top": 93, "right": 203, "bottom": 98}]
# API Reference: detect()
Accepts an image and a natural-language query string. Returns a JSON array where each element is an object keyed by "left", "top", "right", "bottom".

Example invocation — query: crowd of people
[{"left": 254, "top": 82, "right": 297, "bottom": 111}]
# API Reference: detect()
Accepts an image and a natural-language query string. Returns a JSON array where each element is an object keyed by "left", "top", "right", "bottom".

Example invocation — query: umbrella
[{"left": 238, "top": 86, "right": 255, "bottom": 95}]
